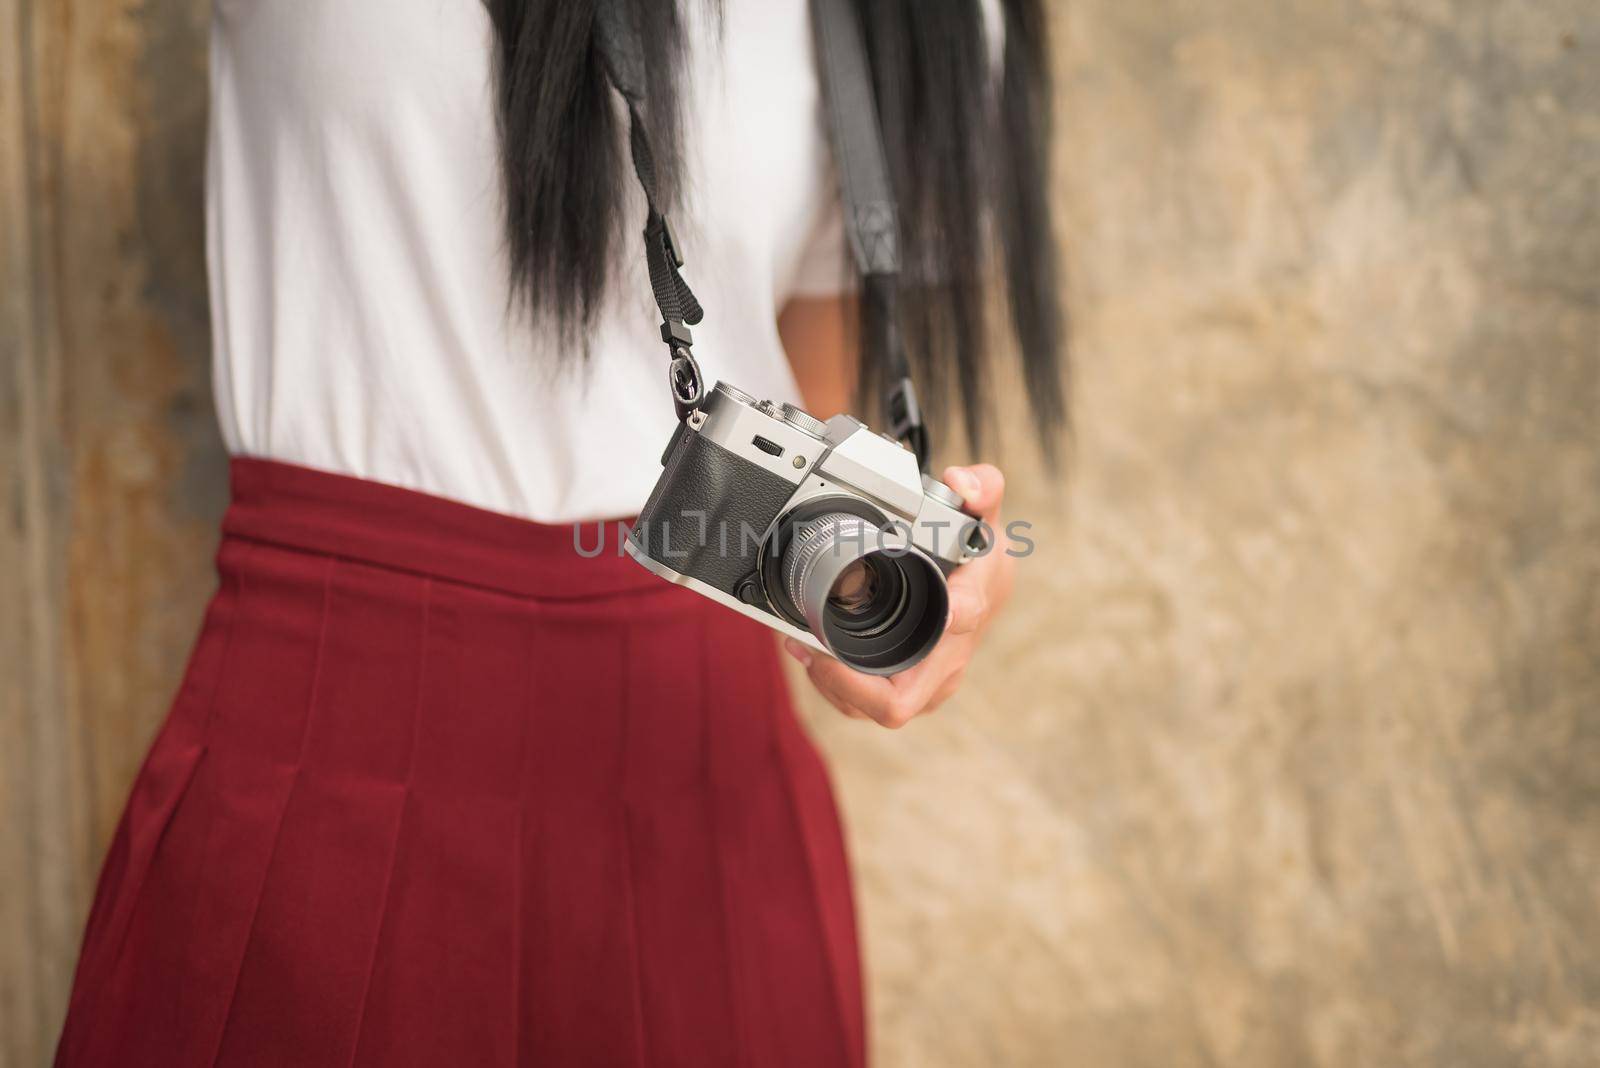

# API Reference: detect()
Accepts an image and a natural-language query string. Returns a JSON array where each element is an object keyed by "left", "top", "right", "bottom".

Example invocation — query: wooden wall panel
[{"left": 1, "top": 3, "right": 221, "bottom": 1065}]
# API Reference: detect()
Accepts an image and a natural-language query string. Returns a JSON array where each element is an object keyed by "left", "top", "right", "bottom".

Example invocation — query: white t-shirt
[{"left": 207, "top": 0, "right": 851, "bottom": 522}]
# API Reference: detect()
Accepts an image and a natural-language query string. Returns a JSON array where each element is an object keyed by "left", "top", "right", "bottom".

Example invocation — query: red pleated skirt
[{"left": 55, "top": 458, "right": 865, "bottom": 1067}]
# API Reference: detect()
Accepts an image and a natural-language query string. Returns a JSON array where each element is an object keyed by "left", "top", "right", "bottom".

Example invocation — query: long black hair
[{"left": 484, "top": 0, "right": 1066, "bottom": 455}]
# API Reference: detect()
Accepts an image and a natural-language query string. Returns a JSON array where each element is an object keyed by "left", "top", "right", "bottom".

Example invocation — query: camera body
[{"left": 626, "top": 381, "right": 987, "bottom": 675}]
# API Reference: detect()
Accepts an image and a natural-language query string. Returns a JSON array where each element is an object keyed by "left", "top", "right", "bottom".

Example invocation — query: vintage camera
[{"left": 626, "top": 381, "right": 989, "bottom": 675}]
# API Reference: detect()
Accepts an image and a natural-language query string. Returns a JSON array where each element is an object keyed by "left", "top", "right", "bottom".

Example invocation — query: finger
[
  {"left": 786, "top": 639, "right": 872, "bottom": 718},
  {"left": 808, "top": 654, "right": 943, "bottom": 729},
  {"left": 806, "top": 653, "right": 898, "bottom": 719},
  {"left": 816, "top": 685, "right": 870, "bottom": 719},
  {"left": 942, "top": 463, "right": 1006, "bottom": 521},
  {"left": 944, "top": 581, "right": 989, "bottom": 637},
  {"left": 875, "top": 645, "right": 965, "bottom": 724},
  {"left": 808, "top": 662, "right": 892, "bottom": 724}
]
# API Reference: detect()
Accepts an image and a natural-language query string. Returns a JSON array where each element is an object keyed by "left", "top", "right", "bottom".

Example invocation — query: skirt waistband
[{"left": 223, "top": 458, "right": 656, "bottom": 599}]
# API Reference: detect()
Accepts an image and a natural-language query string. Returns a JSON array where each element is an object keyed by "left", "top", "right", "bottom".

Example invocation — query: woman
[{"left": 55, "top": 0, "right": 1063, "bottom": 1064}]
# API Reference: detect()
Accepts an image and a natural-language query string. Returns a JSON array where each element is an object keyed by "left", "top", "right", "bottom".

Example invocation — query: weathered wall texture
[
  {"left": 805, "top": 2, "right": 1600, "bottom": 1065},
  {"left": 3, "top": 2, "right": 222, "bottom": 1065},
  {"left": 2, "top": 1, "right": 1596, "bottom": 1067}
]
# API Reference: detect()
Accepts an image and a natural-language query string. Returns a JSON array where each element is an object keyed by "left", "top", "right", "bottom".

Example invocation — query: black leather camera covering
[{"left": 631, "top": 427, "right": 797, "bottom": 596}]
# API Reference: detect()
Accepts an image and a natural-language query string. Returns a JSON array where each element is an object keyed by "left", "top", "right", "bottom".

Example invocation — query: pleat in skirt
[{"left": 55, "top": 458, "right": 865, "bottom": 1067}]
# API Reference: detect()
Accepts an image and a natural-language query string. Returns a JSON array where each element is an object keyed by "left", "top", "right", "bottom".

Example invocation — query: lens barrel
[{"left": 779, "top": 512, "right": 949, "bottom": 675}]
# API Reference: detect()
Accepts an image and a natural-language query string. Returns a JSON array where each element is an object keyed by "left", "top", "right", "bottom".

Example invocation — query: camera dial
[
  {"left": 921, "top": 474, "right": 965, "bottom": 509},
  {"left": 778, "top": 402, "right": 828, "bottom": 438}
]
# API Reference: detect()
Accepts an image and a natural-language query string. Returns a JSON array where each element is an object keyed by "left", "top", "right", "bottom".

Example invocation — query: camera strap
[
  {"left": 807, "top": 0, "right": 928, "bottom": 468},
  {"left": 594, "top": 0, "right": 929, "bottom": 467},
  {"left": 593, "top": 0, "right": 707, "bottom": 421}
]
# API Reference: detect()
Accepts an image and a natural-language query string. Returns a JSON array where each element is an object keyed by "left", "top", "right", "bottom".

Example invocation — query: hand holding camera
[
  {"left": 783, "top": 461, "right": 1011, "bottom": 728},
  {"left": 610, "top": 0, "right": 1023, "bottom": 726},
  {"left": 625, "top": 379, "right": 1015, "bottom": 728},
  {"left": 627, "top": 383, "right": 995, "bottom": 675}
]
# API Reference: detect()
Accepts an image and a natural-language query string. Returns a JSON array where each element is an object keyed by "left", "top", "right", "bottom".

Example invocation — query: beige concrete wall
[
  {"left": 3, "top": 1, "right": 1596, "bottom": 1066},
  {"left": 804, "top": 2, "right": 1600, "bottom": 1065}
]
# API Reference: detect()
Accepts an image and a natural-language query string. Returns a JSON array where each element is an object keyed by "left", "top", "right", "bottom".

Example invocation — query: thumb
[{"left": 942, "top": 464, "right": 1005, "bottom": 521}]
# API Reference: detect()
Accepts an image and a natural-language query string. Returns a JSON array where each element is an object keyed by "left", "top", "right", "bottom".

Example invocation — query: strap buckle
[
  {"left": 886, "top": 376, "right": 929, "bottom": 468},
  {"left": 659, "top": 214, "right": 685, "bottom": 268},
  {"left": 669, "top": 346, "right": 705, "bottom": 421},
  {"left": 646, "top": 211, "right": 686, "bottom": 270}
]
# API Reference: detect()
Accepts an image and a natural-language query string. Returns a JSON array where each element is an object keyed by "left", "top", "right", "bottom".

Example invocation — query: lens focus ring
[
  {"left": 773, "top": 505, "right": 950, "bottom": 676},
  {"left": 783, "top": 515, "right": 874, "bottom": 615}
]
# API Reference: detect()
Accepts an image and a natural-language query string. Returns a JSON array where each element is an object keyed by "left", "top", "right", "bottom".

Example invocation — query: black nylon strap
[
  {"left": 594, "top": 0, "right": 926, "bottom": 462},
  {"left": 595, "top": 0, "right": 704, "bottom": 419},
  {"left": 808, "top": 0, "right": 899, "bottom": 277},
  {"left": 627, "top": 116, "right": 703, "bottom": 330},
  {"left": 808, "top": 0, "right": 926, "bottom": 467},
  {"left": 593, "top": 0, "right": 646, "bottom": 102}
]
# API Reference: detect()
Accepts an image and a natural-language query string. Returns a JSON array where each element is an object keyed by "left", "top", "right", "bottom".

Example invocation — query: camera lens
[
  {"left": 779, "top": 513, "right": 948, "bottom": 675},
  {"left": 830, "top": 559, "right": 878, "bottom": 613}
]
